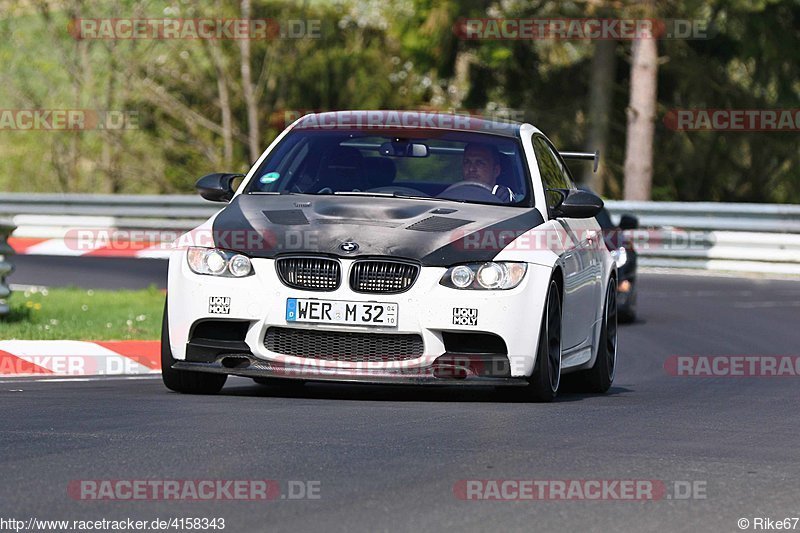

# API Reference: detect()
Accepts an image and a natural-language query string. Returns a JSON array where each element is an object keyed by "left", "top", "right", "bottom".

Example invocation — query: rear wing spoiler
[{"left": 559, "top": 151, "right": 600, "bottom": 173}]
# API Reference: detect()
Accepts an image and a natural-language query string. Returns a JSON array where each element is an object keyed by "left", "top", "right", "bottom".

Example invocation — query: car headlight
[
  {"left": 187, "top": 247, "right": 253, "bottom": 277},
  {"left": 440, "top": 262, "right": 527, "bottom": 290},
  {"left": 611, "top": 246, "right": 628, "bottom": 268}
]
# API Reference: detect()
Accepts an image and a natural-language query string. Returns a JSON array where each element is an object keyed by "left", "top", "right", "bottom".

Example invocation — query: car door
[
  {"left": 555, "top": 151, "right": 604, "bottom": 336},
  {"left": 532, "top": 136, "right": 598, "bottom": 350},
  {"left": 548, "top": 140, "right": 603, "bottom": 332}
]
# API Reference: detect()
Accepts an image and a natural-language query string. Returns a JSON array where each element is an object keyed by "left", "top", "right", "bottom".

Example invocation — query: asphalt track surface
[
  {"left": 2, "top": 256, "right": 800, "bottom": 532},
  {"left": 9, "top": 255, "right": 169, "bottom": 289}
]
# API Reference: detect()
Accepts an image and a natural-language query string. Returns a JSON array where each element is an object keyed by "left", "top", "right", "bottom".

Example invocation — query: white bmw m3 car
[{"left": 162, "top": 111, "right": 617, "bottom": 401}]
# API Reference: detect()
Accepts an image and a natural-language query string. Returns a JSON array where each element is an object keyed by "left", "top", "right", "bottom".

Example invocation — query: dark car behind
[{"left": 595, "top": 207, "right": 639, "bottom": 323}]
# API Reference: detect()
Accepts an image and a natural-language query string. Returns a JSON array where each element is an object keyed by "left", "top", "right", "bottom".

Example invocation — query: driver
[{"left": 447, "top": 143, "right": 514, "bottom": 202}]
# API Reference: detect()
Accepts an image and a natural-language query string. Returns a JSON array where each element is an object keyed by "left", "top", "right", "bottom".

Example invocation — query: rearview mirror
[
  {"left": 195, "top": 173, "right": 244, "bottom": 202},
  {"left": 551, "top": 189, "right": 604, "bottom": 219},
  {"left": 379, "top": 141, "right": 429, "bottom": 158}
]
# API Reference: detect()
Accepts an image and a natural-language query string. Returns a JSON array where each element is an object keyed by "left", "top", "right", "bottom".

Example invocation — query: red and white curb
[
  {"left": 0, "top": 340, "right": 161, "bottom": 377},
  {"left": 8, "top": 237, "right": 171, "bottom": 259},
  {"left": 6, "top": 214, "right": 175, "bottom": 259}
]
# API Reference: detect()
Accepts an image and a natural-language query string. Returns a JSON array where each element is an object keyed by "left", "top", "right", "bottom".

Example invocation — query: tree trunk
[
  {"left": 622, "top": 31, "right": 658, "bottom": 200},
  {"left": 240, "top": 0, "right": 261, "bottom": 164},
  {"left": 583, "top": 39, "right": 616, "bottom": 194},
  {"left": 207, "top": 41, "right": 234, "bottom": 168}
]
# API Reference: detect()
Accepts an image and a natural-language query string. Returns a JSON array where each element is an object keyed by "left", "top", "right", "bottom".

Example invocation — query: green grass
[{"left": 1, "top": 286, "right": 165, "bottom": 340}]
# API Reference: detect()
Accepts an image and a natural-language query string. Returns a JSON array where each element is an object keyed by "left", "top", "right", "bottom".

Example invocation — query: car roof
[{"left": 292, "top": 110, "right": 535, "bottom": 139}]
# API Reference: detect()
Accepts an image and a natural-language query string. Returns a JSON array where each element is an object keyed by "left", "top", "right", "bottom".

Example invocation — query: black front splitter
[{"left": 172, "top": 355, "right": 528, "bottom": 387}]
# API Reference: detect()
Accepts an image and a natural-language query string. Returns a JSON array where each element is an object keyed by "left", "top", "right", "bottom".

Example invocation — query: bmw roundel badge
[{"left": 339, "top": 241, "right": 359, "bottom": 253}]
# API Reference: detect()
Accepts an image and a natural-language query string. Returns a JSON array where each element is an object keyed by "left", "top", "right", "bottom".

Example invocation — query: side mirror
[
  {"left": 551, "top": 189, "right": 604, "bottom": 219},
  {"left": 195, "top": 173, "right": 244, "bottom": 202},
  {"left": 618, "top": 214, "right": 639, "bottom": 230}
]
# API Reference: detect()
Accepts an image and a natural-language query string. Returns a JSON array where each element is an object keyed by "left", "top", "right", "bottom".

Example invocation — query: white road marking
[
  {"left": 733, "top": 301, "right": 800, "bottom": 309},
  {"left": 0, "top": 375, "right": 161, "bottom": 384}
]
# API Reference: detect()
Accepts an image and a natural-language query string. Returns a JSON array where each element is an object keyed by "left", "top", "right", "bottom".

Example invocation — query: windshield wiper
[
  {"left": 333, "top": 191, "right": 449, "bottom": 202},
  {"left": 333, "top": 191, "right": 396, "bottom": 197},
  {"left": 389, "top": 193, "right": 446, "bottom": 202}
]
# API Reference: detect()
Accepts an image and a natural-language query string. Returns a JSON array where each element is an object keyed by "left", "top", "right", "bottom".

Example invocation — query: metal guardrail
[
  {"left": 1, "top": 193, "right": 799, "bottom": 275},
  {"left": 0, "top": 219, "right": 15, "bottom": 316},
  {"left": 604, "top": 201, "right": 800, "bottom": 274},
  {"left": 605, "top": 201, "right": 800, "bottom": 233},
  {"left": 0, "top": 194, "right": 220, "bottom": 232}
]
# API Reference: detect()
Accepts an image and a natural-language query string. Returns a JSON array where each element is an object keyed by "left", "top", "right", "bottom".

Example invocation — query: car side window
[
  {"left": 533, "top": 136, "right": 570, "bottom": 210},
  {"left": 545, "top": 139, "right": 578, "bottom": 190}
]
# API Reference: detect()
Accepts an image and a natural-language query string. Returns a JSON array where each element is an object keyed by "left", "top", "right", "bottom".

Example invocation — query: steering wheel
[
  {"left": 438, "top": 182, "right": 499, "bottom": 202},
  {"left": 366, "top": 186, "right": 430, "bottom": 197}
]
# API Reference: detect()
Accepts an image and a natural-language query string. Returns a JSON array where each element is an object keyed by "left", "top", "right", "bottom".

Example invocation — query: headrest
[{"left": 364, "top": 157, "right": 397, "bottom": 187}]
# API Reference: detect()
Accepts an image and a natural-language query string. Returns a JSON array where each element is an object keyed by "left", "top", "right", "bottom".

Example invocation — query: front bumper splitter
[{"left": 172, "top": 354, "right": 528, "bottom": 387}]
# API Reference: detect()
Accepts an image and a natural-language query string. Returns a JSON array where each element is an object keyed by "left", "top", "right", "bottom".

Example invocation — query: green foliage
[
  {"left": 0, "top": 0, "right": 797, "bottom": 202},
  {"left": 652, "top": 0, "right": 800, "bottom": 202},
  {"left": 2, "top": 286, "right": 165, "bottom": 340}
]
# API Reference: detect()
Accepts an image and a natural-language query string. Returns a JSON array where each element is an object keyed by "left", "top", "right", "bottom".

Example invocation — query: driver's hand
[{"left": 492, "top": 185, "right": 514, "bottom": 202}]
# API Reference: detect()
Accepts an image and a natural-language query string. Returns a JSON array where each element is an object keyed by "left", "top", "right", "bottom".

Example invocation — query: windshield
[{"left": 246, "top": 129, "right": 531, "bottom": 206}]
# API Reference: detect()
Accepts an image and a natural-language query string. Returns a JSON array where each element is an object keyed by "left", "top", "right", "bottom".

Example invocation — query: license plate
[{"left": 286, "top": 298, "right": 398, "bottom": 327}]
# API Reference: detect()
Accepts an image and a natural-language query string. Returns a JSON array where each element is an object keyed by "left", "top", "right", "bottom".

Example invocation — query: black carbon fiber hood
[{"left": 210, "top": 194, "right": 544, "bottom": 266}]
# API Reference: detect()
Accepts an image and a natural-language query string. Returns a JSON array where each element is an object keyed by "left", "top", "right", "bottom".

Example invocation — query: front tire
[
  {"left": 526, "top": 280, "right": 562, "bottom": 402},
  {"left": 161, "top": 300, "right": 227, "bottom": 394}
]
